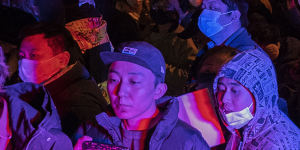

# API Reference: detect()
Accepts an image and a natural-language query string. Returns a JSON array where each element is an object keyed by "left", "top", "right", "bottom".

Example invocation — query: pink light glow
[{"left": 178, "top": 88, "right": 225, "bottom": 147}]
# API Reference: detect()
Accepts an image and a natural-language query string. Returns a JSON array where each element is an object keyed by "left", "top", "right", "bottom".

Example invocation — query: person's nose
[
  {"left": 221, "top": 91, "right": 231, "bottom": 105},
  {"left": 117, "top": 81, "right": 128, "bottom": 98}
]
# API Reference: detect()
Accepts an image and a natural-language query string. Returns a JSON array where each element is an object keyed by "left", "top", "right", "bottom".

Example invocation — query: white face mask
[
  {"left": 223, "top": 103, "right": 254, "bottom": 129},
  {"left": 18, "top": 54, "right": 63, "bottom": 84},
  {"left": 198, "top": 9, "right": 233, "bottom": 37}
]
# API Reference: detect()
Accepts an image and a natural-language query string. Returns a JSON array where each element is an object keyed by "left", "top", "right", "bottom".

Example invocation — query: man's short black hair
[
  {"left": 221, "top": 0, "right": 249, "bottom": 27},
  {"left": 19, "top": 22, "right": 85, "bottom": 65}
]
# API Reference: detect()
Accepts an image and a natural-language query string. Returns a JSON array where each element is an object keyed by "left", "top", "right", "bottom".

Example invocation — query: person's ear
[
  {"left": 58, "top": 51, "right": 70, "bottom": 67},
  {"left": 231, "top": 10, "right": 241, "bottom": 22},
  {"left": 276, "top": 41, "right": 281, "bottom": 49},
  {"left": 154, "top": 83, "right": 168, "bottom": 100}
]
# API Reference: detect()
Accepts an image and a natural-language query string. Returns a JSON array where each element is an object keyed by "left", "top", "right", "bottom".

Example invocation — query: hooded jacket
[
  {"left": 75, "top": 96, "right": 210, "bottom": 150},
  {"left": 213, "top": 49, "right": 300, "bottom": 149},
  {"left": 2, "top": 82, "right": 72, "bottom": 150}
]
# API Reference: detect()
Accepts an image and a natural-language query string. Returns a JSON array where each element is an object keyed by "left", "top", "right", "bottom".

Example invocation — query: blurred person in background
[
  {"left": 247, "top": 17, "right": 281, "bottom": 61},
  {"left": 64, "top": 0, "right": 113, "bottom": 84},
  {"left": 145, "top": 0, "right": 198, "bottom": 96},
  {"left": 0, "top": 46, "right": 72, "bottom": 149},
  {"left": 18, "top": 23, "right": 108, "bottom": 138},
  {"left": 188, "top": 0, "right": 262, "bottom": 86}
]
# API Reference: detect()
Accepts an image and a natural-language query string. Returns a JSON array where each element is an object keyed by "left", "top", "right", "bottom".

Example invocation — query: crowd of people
[{"left": 0, "top": 0, "right": 299, "bottom": 149}]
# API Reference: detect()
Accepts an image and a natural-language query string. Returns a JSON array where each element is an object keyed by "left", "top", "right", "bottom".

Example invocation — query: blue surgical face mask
[{"left": 198, "top": 9, "right": 233, "bottom": 37}]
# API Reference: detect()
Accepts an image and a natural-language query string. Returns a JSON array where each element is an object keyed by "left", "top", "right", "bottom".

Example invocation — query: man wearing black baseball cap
[{"left": 74, "top": 41, "right": 209, "bottom": 150}]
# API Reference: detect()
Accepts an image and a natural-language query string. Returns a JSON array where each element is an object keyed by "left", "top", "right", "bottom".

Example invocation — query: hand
[{"left": 74, "top": 136, "right": 92, "bottom": 150}]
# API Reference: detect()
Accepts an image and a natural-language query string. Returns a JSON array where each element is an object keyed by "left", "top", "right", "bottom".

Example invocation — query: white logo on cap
[
  {"left": 161, "top": 66, "right": 165, "bottom": 74},
  {"left": 122, "top": 47, "right": 138, "bottom": 55}
]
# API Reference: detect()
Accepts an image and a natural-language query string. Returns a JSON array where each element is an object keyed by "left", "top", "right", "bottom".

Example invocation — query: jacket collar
[
  {"left": 149, "top": 97, "right": 179, "bottom": 149},
  {"left": 45, "top": 62, "right": 91, "bottom": 96},
  {"left": 224, "top": 27, "right": 258, "bottom": 51},
  {"left": 95, "top": 96, "right": 179, "bottom": 148},
  {"left": 95, "top": 112, "right": 123, "bottom": 146}
]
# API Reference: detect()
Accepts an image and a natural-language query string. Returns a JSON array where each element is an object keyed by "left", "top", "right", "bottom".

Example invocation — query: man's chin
[{"left": 115, "top": 111, "right": 132, "bottom": 119}]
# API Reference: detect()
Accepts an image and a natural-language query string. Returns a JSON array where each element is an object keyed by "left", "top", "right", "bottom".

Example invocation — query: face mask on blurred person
[
  {"left": 198, "top": 9, "right": 233, "bottom": 37},
  {"left": 223, "top": 103, "right": 253, "bottom": 129},
  {"left": 18, "top": 54, "right": 64, "bottom": 84}
]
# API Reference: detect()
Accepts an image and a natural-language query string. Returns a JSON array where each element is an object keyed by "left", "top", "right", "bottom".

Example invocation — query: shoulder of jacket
[{"left": 173, "top": 120, "right": 207, "bottom": 142}]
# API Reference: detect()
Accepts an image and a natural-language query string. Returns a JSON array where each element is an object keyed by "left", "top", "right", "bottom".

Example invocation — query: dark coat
[{"left": 45, "top": 62, "right": 108, "bottom": 137}]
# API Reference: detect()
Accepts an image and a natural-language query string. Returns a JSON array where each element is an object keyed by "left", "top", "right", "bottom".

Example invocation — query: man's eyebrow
[
  {"left": 230, "top": 82, "right": 241, "bottom": 87},
  {"left": 128, "top": 72, "right": 145, "bottom": 77},
  {"left": 108, "top": 69, "right": 120, "bottom": 75},
  {"left": 217, "top": 81, "right": 241, "bottom": 87},
  {"left": 108, "top": 70, "right": 145, "bottom": 76}
]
